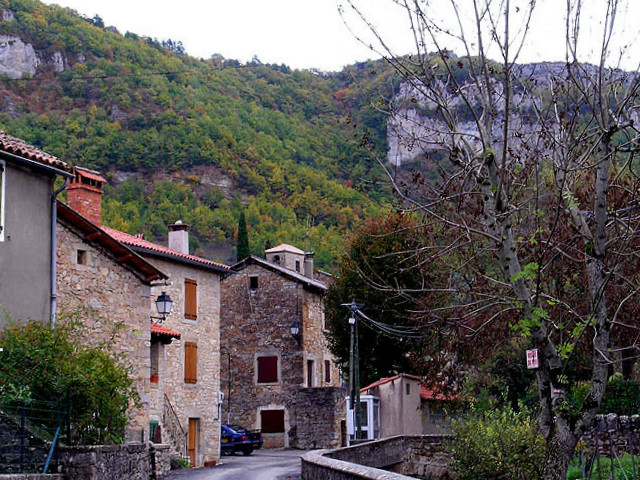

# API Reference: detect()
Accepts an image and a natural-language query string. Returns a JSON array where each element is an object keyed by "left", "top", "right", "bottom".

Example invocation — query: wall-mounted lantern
[{"left": 151, "top": 291, "right": 173, "bottom": 323}]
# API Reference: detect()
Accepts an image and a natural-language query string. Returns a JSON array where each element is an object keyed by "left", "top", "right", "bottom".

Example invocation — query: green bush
[
  {"left": 447, "top": 406, "right": 545, "bottom": 480},
  {"left": 0, "top": 319, "right": 138, "bottom": 445},
  {"left": 570, "top": 377, "right": 640, "bottom": 415}
]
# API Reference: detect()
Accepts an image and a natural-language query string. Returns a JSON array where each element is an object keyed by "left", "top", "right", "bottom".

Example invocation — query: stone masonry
[
  {"left": 220, "top": 254, "right": 344, "bottom": 449},
  {"left": 145, "top": 257, "right": 223, "bottom": 467},
  {"left": 56, "top": 222, "right": 152, "bottom": 435}
]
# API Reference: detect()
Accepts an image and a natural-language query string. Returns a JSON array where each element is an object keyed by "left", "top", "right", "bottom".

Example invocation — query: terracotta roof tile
[
  {"left": 74, "top": 166, "right": 106, "bottom": 183},
  {"left": 101, "top": 226, "right": 231, "bottom": 272},
  {"left": 361, "top": 373, "right": 422, "bottom": 392},
  {"left": 0, "top": 131, "right": 70, "bottom": 172},
  {"left": 150, "top": 322, "right": 181, "bottom": 339}
]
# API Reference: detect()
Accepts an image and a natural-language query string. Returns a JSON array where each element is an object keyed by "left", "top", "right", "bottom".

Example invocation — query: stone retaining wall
[
  {"left": 302, "top": 435, "right": 451, "bottom": 480},
  {"left": 58, "top": 443, "right": 170, "bottom": 480}
]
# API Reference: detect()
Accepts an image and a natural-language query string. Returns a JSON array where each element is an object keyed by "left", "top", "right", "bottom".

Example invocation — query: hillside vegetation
[{"left": 0, "top": 0, "right": 396, "bottom": 267}]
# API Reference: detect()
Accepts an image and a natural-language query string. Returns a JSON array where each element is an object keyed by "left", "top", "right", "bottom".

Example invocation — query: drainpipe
[{"left": 51, "top": 177, "right": 70, "bottom": 328}]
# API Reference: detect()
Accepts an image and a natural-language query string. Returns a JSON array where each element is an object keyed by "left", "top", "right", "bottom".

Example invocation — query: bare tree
[{"left": 340, "top": 0, "right": 640, "bottom": 478}]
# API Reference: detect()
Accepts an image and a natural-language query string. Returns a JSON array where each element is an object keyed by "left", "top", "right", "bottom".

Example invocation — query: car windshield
[{"left": 228, "top": 424, "right": 247, "bottom": 433}]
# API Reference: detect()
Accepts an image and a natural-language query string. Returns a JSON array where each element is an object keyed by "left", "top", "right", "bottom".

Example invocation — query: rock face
[{"left": 0, "top": 35, "right": 39, "bottom": 79}]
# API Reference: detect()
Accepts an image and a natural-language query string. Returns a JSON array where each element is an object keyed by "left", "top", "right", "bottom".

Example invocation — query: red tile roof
[
  {"left": 0, "top": 131, "right": 70, "bottom": 172},
  {"left": 74, "top": 166, "right": 106, "bottom": 183},
  {"left": 102, "top": 226, "right": 232, "bottom": 273},
  {"left": 420, "top": 385, "right": 464, "bottom": 402},
  {"left": 150, "top": 322, "right": 181, "bottom": 339}
]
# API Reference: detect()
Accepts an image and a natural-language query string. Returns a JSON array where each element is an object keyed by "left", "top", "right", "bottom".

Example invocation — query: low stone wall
[
  {"left": 0, "top": 476, "right": 65, "bottom": 480},
  {"left": 302, "top": 435, "right": 451, "bottom": 480},
  {"left": 58, "top": 443, "right": 170, "bottom": 480}
]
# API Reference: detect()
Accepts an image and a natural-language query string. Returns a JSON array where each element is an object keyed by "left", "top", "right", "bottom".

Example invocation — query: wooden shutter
[
  {"left": 184, "top": 278, "right": 197, "bottom": 320},
  {"left": 184, "top": 342, "right": 197, "bottom": 383},
  {"left": 257, "top": 356, "right": 278, "bottom": 383},
  {"left": 324, "top": 360, "right": 331, "bottom": 383},
  {"left": 260, "top": 410, "right": 285, "bottom": 433},
  {"left": 188, "top": 418, "right": 198, "bottom": 467}
]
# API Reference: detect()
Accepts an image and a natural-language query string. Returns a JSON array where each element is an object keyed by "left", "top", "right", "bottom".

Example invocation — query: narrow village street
[{"left": 168, "top": 449, "right": 303, "bottom": 480}]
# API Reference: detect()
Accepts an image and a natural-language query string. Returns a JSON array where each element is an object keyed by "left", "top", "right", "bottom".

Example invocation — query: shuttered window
[
  {"left": 257, "top": 356, "right": 278, "bottom": 383},
  {"left": 184, "top": 278, "right": 197, "bottom": 320},
  {"left": 184, "top": 342, "right": 197, "bottom": 383},
  {"left": 260, "top": 409, "right": 285, "bottom": 433},
  {"left": 324, "top": 360, "right": 331, "bottom": 383}
]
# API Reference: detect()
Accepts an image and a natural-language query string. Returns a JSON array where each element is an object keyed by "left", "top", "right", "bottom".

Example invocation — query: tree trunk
[{"left": 542, "top": 418, "right": 579, "bottom": 480}]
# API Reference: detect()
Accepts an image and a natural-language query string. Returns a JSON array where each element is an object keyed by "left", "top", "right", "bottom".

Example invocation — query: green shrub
[
  {"left": 0, "top": 319, "right": 138, "bottom": 445},
  {"left": 447, "top": 406, "right": 545, "bottom": 480},
  {"left": 567, "top": 452, "right": 638, "bottom": 480},
  {"left": 570, "top": 377, "right": 640, "bottom": 415}
]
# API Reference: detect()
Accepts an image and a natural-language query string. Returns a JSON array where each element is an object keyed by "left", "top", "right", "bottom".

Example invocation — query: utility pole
[{"left": 342, "top": 300, "right": 362, "bottom": 443}]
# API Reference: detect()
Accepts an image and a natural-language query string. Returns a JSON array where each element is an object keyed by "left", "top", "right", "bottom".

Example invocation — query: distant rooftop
[
  {"left": 102, "top": 226, "right": 232, "bottom": 274},
  {"left": 265, "top": 243, "right": 305, "bottom": 255}
]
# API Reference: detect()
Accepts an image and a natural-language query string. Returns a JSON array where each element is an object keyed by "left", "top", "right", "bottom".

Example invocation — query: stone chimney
[
  {"left": 304, "top": 252, "right": 314, "bottom": 278},
  {"left": 168, "top": 220, "right": 189, "bottom": 254},
  {"left": 66, "top": 167, "right": 106, "bottom": 225}
]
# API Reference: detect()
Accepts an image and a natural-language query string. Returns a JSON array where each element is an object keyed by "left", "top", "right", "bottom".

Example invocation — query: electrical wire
[{"left": 354, "top": 307, "right": 425, "bottom": 339}]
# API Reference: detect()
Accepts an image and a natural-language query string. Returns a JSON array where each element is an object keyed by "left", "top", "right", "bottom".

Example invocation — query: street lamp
[
  {"left": 151, "top": 291, "right": 173, "bottom": 323},
  {"left": 290, "top": 321, "right": 301, "bottom": 344}
]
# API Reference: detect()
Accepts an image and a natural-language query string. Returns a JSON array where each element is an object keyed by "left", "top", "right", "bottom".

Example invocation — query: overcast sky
[{"left": 40, "top": 0, "right": 640, "bottom": 72}]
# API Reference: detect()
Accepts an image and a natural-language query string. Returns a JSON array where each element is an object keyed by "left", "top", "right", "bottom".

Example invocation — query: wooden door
[{"left": 188, "top": 418, "right": 198, "bottom": 467}]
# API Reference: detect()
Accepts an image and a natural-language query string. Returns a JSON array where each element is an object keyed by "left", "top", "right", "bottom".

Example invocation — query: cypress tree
[{"left": 236, "top": 210, "right": 250, "bottom": 261}]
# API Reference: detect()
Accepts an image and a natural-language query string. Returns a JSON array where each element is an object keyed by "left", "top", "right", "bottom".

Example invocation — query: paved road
[{"left": 168, "top": 449, "right": 303, "bottom": 480}]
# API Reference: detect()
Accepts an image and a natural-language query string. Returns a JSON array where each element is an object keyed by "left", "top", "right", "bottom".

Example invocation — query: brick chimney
[
  {"left": 66, "top": 167, "right": 106, "bottom": 225},
  {"left": 168, "top": 221, "right": 189, "bottom": 254}
]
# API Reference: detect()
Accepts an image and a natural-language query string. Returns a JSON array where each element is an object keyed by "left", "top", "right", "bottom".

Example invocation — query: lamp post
[{"left": 151, "top": 291, "right": 173, "bottom": 323}]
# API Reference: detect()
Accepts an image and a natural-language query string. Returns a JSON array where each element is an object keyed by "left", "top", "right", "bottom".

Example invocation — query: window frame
[
  {"left": 256, "top": 354, "right": 280, "bottom": 384},
  {"left": 324, "top": 359, "right": 331, "bottom": 383}
]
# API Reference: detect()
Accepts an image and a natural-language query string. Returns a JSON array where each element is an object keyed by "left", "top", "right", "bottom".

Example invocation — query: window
[
  {"left": 76, "top": 249, "right": 89, "bottom": 265},
  {"left": 260, "top": 409, "right": 285, "bottom": 433},
  {"left": 295, "top": 260, "right": 300, "bottom": 272},
  {"left": 273, "top": 255, "right": 280, "bottom": 265},
  {"left": 150, "top": 341, "right": 160, "bottom": 383},
  {"left": 406, "top": 383, "right": 411, "bottom": 395},
  {"left": 324, "top": 360, "right": 331, "bottom": 383},
  {"left": 184, "top": 342, "right": 197, "bottom": 383},
  {"left": 257, "top": 355, "right": 278, "bottom": 383},
  {"left": 249, "top": 276, "right": 259, "bottom": 290},
  {"left": 307, "top": 360, "right": 315, "bottom": 387},
  {"left": 0, "top": 160, "right": 4, "bottom": 241},
  {"left": 184, "top": 278, "right": 197, "bottom": 320}
]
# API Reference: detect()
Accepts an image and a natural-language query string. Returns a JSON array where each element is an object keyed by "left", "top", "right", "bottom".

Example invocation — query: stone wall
[
  {"left": 582, "top": 413, "right": 640, "bottom": 456},
  {"left": 220, "top": 262, "right": 343, "bottom": 449},
  {"left": 56, "top": 222, "right": 152, "bottom": 435},
  {"left": 58, "top": 443, "right": 170, "bottom": 480},
  {"left": 302, "top": 435, "right": 451, "bottom": 480},
  {"left": 144, "top": 257, "right": 222, "bottom": 467},
  {"left": 290, "top": 387, "right": 347, "bottom": 450}
]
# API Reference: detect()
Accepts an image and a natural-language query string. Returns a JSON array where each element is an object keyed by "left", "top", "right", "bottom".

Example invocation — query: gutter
[{"left": 51, "top": 177, "right": 70, "bottom": 328}]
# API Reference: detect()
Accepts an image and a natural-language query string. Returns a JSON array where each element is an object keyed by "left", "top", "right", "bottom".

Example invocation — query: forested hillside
[{"left": 0, "top": 0, "right": 396, "bottom": 267}]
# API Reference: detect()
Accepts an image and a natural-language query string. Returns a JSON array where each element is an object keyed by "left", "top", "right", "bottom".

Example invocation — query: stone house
[
  {"left": 56, "top": 199, "right": 167, "bottom": 440},
  {"left": 65, "top": 167, "right": 232, "bottom": 468},
  {"left": 220, "top": 244, "right": 345, "bottom": 450},
  {"left": 359, "top": 373, "right": 468, "bottom": 441},
  {"left": 0, "top": 131, "right": 72, "bottom": 327}
]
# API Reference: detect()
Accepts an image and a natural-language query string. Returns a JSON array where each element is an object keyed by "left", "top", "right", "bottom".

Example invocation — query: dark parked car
[{"left": 221, "top": 424, "right": 263, "bottom": 455}]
